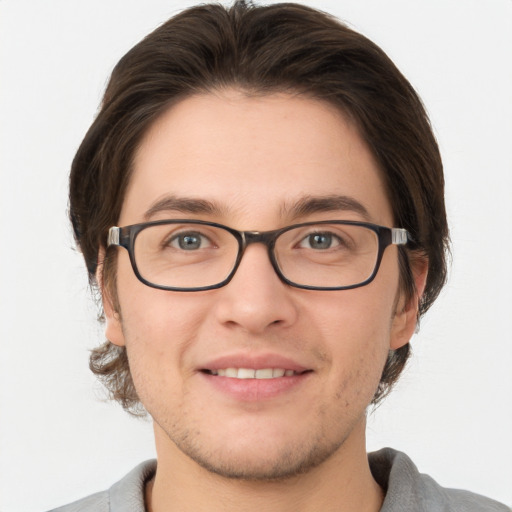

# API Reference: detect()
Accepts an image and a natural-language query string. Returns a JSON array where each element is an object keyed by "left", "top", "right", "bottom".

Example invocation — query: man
[{"left": 50, "top": 1, "right": 508, "bottom": 510}]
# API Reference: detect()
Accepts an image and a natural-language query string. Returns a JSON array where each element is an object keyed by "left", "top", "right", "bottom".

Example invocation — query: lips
[
  {"left": 198, "top": 354, "right": 312, "bottom": 400},
  {"left": 200, "top": 353, "right": 310, "bottom": 376},
  {"left": 204, "top": 368, "right": 304, "bottom": 379}
]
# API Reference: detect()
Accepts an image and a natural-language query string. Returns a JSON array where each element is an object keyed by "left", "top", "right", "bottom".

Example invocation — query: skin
[{"left": 101, "top": 90, "right": 426, "bottom": 512}]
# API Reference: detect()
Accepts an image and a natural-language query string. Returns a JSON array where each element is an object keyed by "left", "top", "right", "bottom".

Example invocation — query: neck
[{"left": 146, "top": 419, "right": 384, "bottom": 512}]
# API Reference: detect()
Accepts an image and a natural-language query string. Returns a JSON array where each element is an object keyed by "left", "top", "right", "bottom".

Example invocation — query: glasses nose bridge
[
  {"left": 240, "top": 229, "right": 278, "bottom": 252},
  {"left": 234, "top": 229, "right": 281, "bottom": 281}
]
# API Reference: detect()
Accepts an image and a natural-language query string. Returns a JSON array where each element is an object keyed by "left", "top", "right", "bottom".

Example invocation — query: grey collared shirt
[{"left": 48, "top": 449, "right": 509, "bottom": 511}]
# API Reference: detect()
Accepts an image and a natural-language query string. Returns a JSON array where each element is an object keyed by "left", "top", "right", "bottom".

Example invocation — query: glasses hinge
[
  {"left": 108, "top": 227, "right": 120, "bottom": 246},
  {"left": 391, "top": 228, "right": 408, "bottom": 245}
]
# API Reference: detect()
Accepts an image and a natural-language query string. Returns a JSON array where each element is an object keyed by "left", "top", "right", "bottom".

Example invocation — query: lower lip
[{"left": 199, "top": 372, "right": 311, "bottom": 401}]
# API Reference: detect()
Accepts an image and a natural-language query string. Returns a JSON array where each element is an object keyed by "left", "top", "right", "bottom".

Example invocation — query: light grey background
[{"left": 1, "top": 1, "right": 511, "bottom": 510}]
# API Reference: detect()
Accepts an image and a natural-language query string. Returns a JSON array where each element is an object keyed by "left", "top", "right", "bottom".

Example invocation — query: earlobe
[
  {"left": 390, "top": 255, "right": 429, "bottom": 350},
  {"left": 96, "top": 250, "right": 126, "bottom": 347},
  {"left": 103, "top": 296, "right": 126, "bottom": 347}
]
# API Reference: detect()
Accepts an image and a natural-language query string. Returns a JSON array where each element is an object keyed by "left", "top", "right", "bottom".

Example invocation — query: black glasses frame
[{"left": 107, "top": 219, "right": 409, "bottom": 292}]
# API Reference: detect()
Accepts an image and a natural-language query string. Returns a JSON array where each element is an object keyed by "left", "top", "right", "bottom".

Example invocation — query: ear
[
  {"left": 96, "top": 248, "right": 126, "bottom": 347},
  {"left": 390, "top": 255, "right": 429, "bottom": 350}
]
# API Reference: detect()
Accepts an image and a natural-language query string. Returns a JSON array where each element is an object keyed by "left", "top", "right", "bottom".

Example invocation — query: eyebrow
[
  {"left": 282, "top": 195, "right": 372, "bottom": 221},
  {"left": 144, "top": 194, "right": 371, "bottom": 222},
  {"left": 144, "top": 196, "right": 225, "bottom": 220}
]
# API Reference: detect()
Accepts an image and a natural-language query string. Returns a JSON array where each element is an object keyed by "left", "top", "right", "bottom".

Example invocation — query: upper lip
[{"left": 199, "top": 353, "right": 311, "bottom": 373}]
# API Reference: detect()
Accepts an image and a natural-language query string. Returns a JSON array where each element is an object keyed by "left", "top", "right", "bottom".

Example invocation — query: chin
[{"left": 170, "top": 424, "right": 347, "bottom": 482}]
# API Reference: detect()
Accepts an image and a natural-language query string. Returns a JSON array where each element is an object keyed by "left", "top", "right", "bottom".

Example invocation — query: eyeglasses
[{"left": 107, "top": 220, "right": 409, "bottom": 292}]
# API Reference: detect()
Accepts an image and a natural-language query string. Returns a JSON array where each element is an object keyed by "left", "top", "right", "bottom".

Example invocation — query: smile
[{"left": 204, "top": 368, "right": 304, "bottom": 379}]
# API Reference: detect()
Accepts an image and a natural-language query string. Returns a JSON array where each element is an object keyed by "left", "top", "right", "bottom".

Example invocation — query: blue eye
[
  {"left": 300, "top": 232, "right": 340, "bottom": 250},
  {"left": 170, "top": 231, "right": 209, "bottom": 250}
]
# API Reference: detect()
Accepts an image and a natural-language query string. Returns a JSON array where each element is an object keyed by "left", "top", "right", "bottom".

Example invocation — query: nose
[{"left": 213, "top": 243, "right": 299, "bottom": 334}]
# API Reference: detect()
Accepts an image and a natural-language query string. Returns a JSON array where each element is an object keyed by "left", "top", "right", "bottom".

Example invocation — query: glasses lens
[
  {"left": 274, "top": 223, "right": 379, "bottom": 288},
  {"left": 134, "top": 223, "right": 239, "bottom": 289}
]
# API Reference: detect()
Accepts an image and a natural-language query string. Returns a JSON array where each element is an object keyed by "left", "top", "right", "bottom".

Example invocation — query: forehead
[{"left": 120, "top": 90, "right": 393, "bottom": 228}]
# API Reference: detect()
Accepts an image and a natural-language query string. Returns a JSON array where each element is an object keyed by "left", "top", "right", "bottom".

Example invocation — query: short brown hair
[{"left": 69, "top": 0, "right": 449, "bottom": 415}]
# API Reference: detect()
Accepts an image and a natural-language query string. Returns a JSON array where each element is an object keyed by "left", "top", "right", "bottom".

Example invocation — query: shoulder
[
  {"left": 369, "top": 448, "right": 510, "bottom": 512},
  {"left": 47, "top": 490, "right": 109, "bottom": 512},
  {"left": 46, "top": 459, "right": 156, "bottom": 512}
]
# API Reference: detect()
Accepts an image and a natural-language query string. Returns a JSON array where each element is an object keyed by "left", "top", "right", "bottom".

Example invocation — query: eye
[
  {"left": 299, "top": 232, "right": 341, "bottom": 250},
  {"left": 168, "top": 231, "right": 211, "bottom": 250}
]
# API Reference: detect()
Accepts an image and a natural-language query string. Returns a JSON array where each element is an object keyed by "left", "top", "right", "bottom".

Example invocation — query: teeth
[
  {"left": 210, "top": 368, "right": 298, "bottom": 379},
  {"left": 225, "top": 368, "right": 238, "bottom": 378},
  {"left": 255, "top": 369, "right": 273, "bottom": 379},
  {"left": 238, "top": 368, "right": 256, "bottom": 379}
]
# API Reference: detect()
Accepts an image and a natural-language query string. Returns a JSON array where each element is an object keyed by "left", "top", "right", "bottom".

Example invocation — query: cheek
[
  {"left": 307, "top": 284, "right": 396, "bottom": 384},
  {"left": 115, "top": 270, "right": 210, "bottom": 388},
  {"left": 116, "top": 250, "right": 205, "bottom": 344},
  {"left": 118, "top": 293, "right": 208, "bottom": 416},
  {"left": 120, "top": 290, "right": 205, "bottom": 356},
  {"left": 309, "top": 281, "right": 396, "bottom": 346}
]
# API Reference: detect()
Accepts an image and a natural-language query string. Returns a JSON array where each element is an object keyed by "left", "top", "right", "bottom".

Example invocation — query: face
[{"left": 103, "top": 90, "right": 420, "bottom": 480}]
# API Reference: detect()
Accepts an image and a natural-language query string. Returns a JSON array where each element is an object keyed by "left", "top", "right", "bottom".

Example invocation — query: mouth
[
  {"left": 202, "top": 368, "right": 311, "bottom": 379},
  {"left": 198, "top": 354, "right": 313, "bottom": 400}
]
